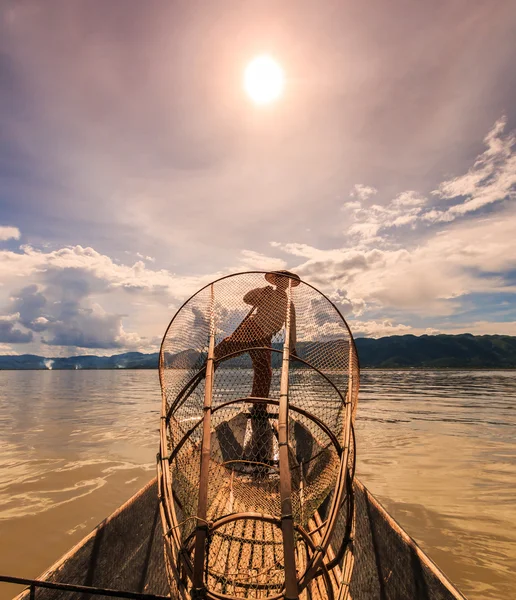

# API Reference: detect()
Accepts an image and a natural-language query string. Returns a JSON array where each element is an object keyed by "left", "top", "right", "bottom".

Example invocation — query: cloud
[
  {"left": 0, "top": 245, "right": 202, "bottom": 298},
  {"left": 327, "top": 288, "right": 366, "bottom": 317},
  {"left": 275, "top": 201, "right": 516, "bottom": 318},
  {"left": 135, "top": 252, "right": 155, "bottom": 262},
  {"left": 6, "top": 114, "right": 508, "bottom": 351},
  {"left": 343, "top": 191, "right": 427, "bottom": 243},
  {"left": 391, "top": 191, "right": 426, "bottom": 208},
  {"left": 239, "top": 250, "right": 287, "bottom": 271},
  {"left": 41, "top": 302, "right": 143, "bottom": 350},
  {"left": 342, "top": 201, "right": 361, "bottom": 210},
  {"left": 348, "top": 222, "right": 382, "bottom": 241},
  {"left": 0, "top": 313, "right": 33, "bottom": 343},
  {"left": 5, "top": 274, "right": 145, "bottom": 350},
  {"left": 0, "top": 343, "right": 18, "bottom": 355},
  {"left": 2, "top": 2, "right": 516, "bottom": 286},
  {"left": 0, "top": 226, "right": 21, "bottom": 241},
  {"left": 10, "top": 284, "right": 47, "bottom": 331},
  {"left": 0, "top": 245, "right": 205, "bottom": 351},
  {"left": 342, "top": 118, "right": 516, "bottom": 242},
  {"left": 349, "top": 319, "right": 413, "bottom": 338},
  {"left": 350, "top": 184, "right": 377, "bottom": 201},
  {"left": 427, "top": 117, "right": 516, "bottom": 222}
]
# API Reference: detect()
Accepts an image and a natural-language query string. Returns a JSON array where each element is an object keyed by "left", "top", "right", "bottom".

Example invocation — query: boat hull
[{"left": 14, "top": 478, "right": 465, "bottom": 600}]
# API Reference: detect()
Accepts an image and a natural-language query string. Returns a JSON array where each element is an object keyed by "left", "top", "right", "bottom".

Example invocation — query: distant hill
[
  {"left": 0, "top": 351, "right": 159, "bottom": 371},
  {"left": 355, "top": 334, "right": 516, "bottom": 368},
  {"left": 1, "top": 334, "right": 515, "bottom": 370}
]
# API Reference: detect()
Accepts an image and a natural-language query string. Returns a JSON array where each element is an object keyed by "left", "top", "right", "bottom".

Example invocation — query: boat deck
[{"left": 13, "top": 478, "right": 465, "bottom": 600}]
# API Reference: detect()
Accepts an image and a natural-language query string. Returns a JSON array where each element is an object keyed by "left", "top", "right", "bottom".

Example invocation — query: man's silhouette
[
  {"left": 214, "top": 270, "right": 299, "bottom": 397},
  {"left": 213, "top": 270, "right": 300, "bottom": 471}
]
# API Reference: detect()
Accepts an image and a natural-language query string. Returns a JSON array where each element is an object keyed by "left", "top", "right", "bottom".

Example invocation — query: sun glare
[{"left": 244, "top": 55, "right": 284, "bottom": 105}]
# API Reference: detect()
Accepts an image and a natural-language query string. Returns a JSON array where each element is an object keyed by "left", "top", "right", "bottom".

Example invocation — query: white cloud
[
  {"left": 328, "top": 289, "right": 366, "bottom": 317},
  {"left": 342, "top": 200, "right": 361, "bottom": 210},
  {"left": 391, "top": 191, "right": 426, "bottom": 208},
  {"left": 239, "top": 250, "right": 287, "bottom": 271},
  {"left": 33, "top": 316, "right": 49, "bottom": 327},
  {"left": 0, "top": 245, "right": 211, "bottom": 352},
  {"left": 344, "top": 191, "right": 426, "bottom": 243},
  {"left": 428, "top": 117, "right": 516, "bottom": 222},
  {"left": 0, "top": 226, "right": 21, "bottom": 241},
  {"left": 344, "top": 118, "right": 516, "bottom": 237},
  {"left": 421, "top": 209, "right": 454, "bottom": 223},
  {"left": 0, "top": 343, "right": 18, "bottom": 355},
  {"left": 275, "top": 202, "right": 516, "bottom": 317},
  {"left": 41, "top": 302, "right": 144, "bottom": 350},
  {"left": 350, "top": 184, "right": 377, "bottom": 201},
  {"left": 0, "top": 245, "right": 204, "bottom": 298},
  {"left": 349, "top": 319, "right": 413, "bottom": 338},
  {"left": 390, "top": 214, "right": 419, "bottom": 227},
  {"left": 0, "top": 313, "right": 20, "bottom": 323},
  {"left": 348, "top": 222, "right": 382, "bottom": 240},
  {"left": 135, "top": 252, "right": 156, "bottom": 262}
]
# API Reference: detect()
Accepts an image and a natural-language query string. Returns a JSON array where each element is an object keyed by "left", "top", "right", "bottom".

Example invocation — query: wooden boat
[
  {"left": 3, "top": 272, "right": 467, "bottom": 600},
  {"left": 7, "top": 478, "right": 465, "bottom": 600}
]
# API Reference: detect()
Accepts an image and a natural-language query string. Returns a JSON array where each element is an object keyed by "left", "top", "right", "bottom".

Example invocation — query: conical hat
[{"left": 264, "top": 270, "right": 301, "bottom": 286}]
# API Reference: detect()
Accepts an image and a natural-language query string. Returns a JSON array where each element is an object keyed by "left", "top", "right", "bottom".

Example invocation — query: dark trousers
[
  {"left": 213, "top": 320, "right": 272, "bottom": 400},
  {"left": 213, "top": 320, "right": 274, "bottom": 467}
]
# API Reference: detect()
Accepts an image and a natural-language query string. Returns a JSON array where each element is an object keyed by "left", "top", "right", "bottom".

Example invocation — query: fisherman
[
  {"left": 214, "top": 270, "right": 300, "bottom": 397},
  {"left": 213, "top": 270, "right": 300, "bottom": 471}
]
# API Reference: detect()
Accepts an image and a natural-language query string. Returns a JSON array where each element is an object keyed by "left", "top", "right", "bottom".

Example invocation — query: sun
[{"left": 244, "top": 55, "right": 284, "bottom": 105}]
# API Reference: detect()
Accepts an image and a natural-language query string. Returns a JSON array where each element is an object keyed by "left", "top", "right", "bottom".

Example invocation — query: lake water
[{"left": 0, "top": 369, "right": 515, "bottom": 599}]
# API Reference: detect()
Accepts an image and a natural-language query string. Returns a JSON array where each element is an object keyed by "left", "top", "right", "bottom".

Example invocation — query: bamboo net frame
[{"left": 158, "top": 272, "right": 360, "bottom": 599}]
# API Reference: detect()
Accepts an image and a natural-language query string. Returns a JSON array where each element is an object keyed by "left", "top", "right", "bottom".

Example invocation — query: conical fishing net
[{"left": 158, "top": 272, "right": 359, "bottom": 599}]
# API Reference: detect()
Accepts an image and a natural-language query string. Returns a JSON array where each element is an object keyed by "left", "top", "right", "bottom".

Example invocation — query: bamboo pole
[
  {"left": 192, "top": 285, "right": 216, "bottom": 592},
  {"left": 297, "top": 379, "right": 353, "bottom": 591},
  {"left": 159, "top": 335, "right": 194, "bottom": 581},
  {"left": 278, "top": 279, "right": 298, "bottom": 599}
]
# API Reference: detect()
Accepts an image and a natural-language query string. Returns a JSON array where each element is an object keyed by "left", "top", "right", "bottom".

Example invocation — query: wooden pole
[
  {"left": 278, "top": 279, "right": 298, "bottom": 599},
  {"left": 192, "top": 285, "right": 216, "bottom": 593},
  {"left": 297, "top": 339, "right": 358, "bottom": 593},
  {"left": 159, "top": 349, "right": 191, "bottom": 579}
]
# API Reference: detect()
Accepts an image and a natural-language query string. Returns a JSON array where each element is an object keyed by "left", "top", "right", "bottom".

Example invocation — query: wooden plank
[{"left": 225, "top": 518, "right": 245, "bottom": 595}]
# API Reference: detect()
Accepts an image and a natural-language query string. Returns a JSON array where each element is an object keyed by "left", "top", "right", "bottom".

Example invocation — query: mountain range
[{"left": 1, "top": 334, "right": 515, "bottom": 369}]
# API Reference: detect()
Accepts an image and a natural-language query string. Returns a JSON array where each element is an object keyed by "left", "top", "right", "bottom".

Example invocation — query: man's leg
[
  {"left": 249, "top": 343, "right": 272, "bottom": 399},
  {"left": 246, "top": 342, "right": 273, "bottom": 471}
]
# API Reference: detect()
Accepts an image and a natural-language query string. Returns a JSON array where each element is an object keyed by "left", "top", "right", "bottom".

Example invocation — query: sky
[{"left": 1, "top": 0, "right": 516, "bottom": 356}]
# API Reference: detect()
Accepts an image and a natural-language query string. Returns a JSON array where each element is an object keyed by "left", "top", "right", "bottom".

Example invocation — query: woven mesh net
[{"left": 158, "top": 272, "right": 359, "bottom": 599}]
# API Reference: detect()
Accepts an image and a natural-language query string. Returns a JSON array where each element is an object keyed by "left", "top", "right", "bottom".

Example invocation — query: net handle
[
  {"left": 278, "top": 279, "right": 299, "bottom": 599},
  {"left": 192, "top": 284, "right": 215, "bottom": 591}
]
